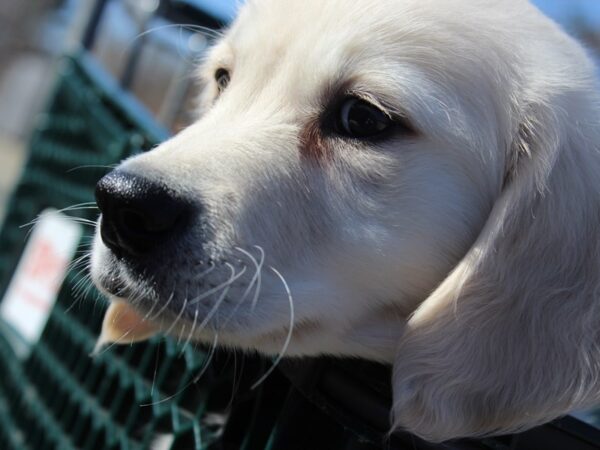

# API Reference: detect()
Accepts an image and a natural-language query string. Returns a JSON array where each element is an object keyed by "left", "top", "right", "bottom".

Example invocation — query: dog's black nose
[{"left": 95, "top": 171, "right": 190, "bottom": 257}]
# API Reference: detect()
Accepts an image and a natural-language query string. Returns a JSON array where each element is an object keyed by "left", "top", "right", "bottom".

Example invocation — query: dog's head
[
  {"left": 91, "top": 0, "right": 600, "bottom": 439},
  {"left": 93, "top": 0, "right": 506, "bottom": 357}
]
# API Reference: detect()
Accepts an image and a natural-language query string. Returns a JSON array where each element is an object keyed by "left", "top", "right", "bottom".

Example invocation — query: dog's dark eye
[
  {"left": 337, "top": 98, "right": 392, "bottom": 138},
  {"left": 215, "top": 68, "right": 230, "bottom": 92}
]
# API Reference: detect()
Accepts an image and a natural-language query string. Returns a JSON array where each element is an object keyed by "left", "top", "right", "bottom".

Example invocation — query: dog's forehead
[
  {"left": 222, "top": 2, "right": 408, "bottom": 107},
  {"left": 227, "top": 1, "right": 387, "bottom": 81},
  {"left": 230, "top": 0, "right": 414, "bottom": 62},
  {"left": 225, "top": 0, "right": 528, "bottom": 90},
  {"left": 230, "top": 0, "right": 523, "bottom": 51}
]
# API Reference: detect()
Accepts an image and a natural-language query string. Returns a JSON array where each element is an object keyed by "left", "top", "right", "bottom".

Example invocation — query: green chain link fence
[{"left": 0, "top": 53, "right": 277, "bottom": 450}]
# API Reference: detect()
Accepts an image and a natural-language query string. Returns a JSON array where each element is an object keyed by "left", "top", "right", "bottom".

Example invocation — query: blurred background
[
  {"left": 0, "top": 0, "right": 238, "bottom": 226},
  {"left": 0, "top": 0, "right": 599, "bottom": 226}
]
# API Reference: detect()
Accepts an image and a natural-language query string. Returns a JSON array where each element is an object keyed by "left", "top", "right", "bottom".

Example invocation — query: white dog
[{"left": 90, "top": 0, "right": 600, "bottom": 442}]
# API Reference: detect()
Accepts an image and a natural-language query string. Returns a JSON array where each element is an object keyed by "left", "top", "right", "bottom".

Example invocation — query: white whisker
[
  {"left": 164, "top": 298, "right": 188, "bottom": 335},
  {"left": 195, "top": 264, "right": 240, "bottom": 332},
  {"left": 177, "top": 324, "right": 187, "bottom": 346},
  {"left": 234, "top": 247, "right": 262, "bottom": 307},
  {"left": 188, "top": 263, "right": 247, "bottom": 306},
  {"left": 221, "top": 246, "right": 266, "bottom": 328},
  {"left": 251, "top": 245, "right": 265, "bottom": 310},
  {"left": 20, "top": 202, "right": 98, "bottom": 229},
  {"left": 194, "top": 261, "right": 215, "bottom": 280},
  {"left": 149, "top": 292, "right": 175, "bottom": 321},
  {"left": 251, "top": 266, "right": 294, "bottom": 389},
  {"left": 151, "top": 344, "right": 161, "bottom": 396},
  {"left": 181, "top": 307, "right": 199, "bottom": 354},
  {"left": 142, "top": 294, "right": 163, "bottom": 321},
  {"left": 92, "top": 325, "right": 134, "bottom": 357},
  {"left": 66, "top": 164, "right": 117, "bottom": 173},
  {"left": 140, "top": 332, "right": 219, "bottom": 407}
]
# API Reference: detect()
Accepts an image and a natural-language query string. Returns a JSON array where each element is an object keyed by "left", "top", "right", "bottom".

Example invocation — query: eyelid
[
  {"left": 346, "top": 89, "right": 416, "bottom": 131},
  {"left": 346, "top": 90, "right": 389, "bottom": 113}
]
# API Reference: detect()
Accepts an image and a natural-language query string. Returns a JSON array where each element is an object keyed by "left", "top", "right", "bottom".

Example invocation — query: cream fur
[{"left": 91, "top": 0, "right": 600, "bottom": 442}]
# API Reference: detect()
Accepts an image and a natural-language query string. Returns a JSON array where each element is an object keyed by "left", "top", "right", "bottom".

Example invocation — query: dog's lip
[{"left": 99, "top": 274, "right": 131, "bottom": 298}]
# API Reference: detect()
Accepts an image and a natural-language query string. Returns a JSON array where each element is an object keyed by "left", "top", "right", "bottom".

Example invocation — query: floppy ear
[{"left": 390, "top": 82, "right": 600, "bottom": 441}]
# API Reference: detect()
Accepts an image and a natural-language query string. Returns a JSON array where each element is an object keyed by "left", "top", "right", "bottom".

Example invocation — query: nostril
[
  {"left": 116, "top": 206, "right": 182, "bottom": 245},
  {"left": 119, "top": 206, "right": 182, "bottom": 235},
  {"left": 120, "top": 209, "right": 148, "bottom": 234},
  {"left": 99, "top": 218, "right": 120, "bottom": 255},
  {"left": 95, "top": 170, "right": 191, "bottom": 257}
]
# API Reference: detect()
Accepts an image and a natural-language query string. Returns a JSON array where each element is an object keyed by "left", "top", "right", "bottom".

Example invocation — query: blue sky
[
  {"left": 532, "top": 0, "right": 600, "bottom": 33},
  {"left": 186, "top": 0, "right": 240, "bottom": 22},
  {"left": 189, "top": 0, "right": 600, "bottom": 32}
]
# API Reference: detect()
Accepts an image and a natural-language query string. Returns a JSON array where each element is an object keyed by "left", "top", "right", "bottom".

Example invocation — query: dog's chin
[{"left": 91, "top": 249, "right": 146, "bottom": 302}]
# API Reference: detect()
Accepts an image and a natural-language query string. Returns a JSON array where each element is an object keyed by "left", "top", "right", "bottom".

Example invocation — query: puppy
[{"left": 91, "top": 0, "right": 600, "bottom": 442}]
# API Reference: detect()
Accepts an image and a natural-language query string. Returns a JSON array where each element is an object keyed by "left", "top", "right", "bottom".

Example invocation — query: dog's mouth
[
  {"left": 98, "top": 272, "right": 132, "bottom": 298},
  {"left": 94, "top": 264, "right": 187, "bottom": 349},
  {"left": 94, "top": 242, "right": 261, "bottom": 319}
]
